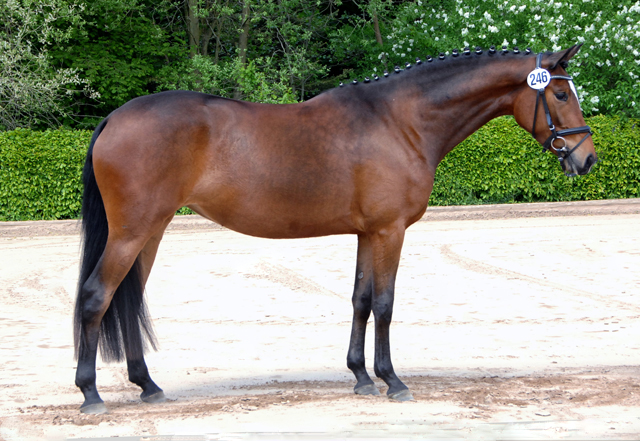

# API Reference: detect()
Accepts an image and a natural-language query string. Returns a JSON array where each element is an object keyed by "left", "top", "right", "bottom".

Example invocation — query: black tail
[{"left": 74, "top": 117, "right": 157, "bottom": 363}]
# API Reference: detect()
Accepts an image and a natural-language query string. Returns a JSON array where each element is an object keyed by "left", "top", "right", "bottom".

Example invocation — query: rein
[{"left": 531, "top": 53, "right": 592, "bottom": 166}]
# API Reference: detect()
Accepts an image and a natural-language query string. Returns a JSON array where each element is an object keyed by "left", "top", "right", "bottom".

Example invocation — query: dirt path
[{"left": 1, "top": 199, "right": 640, "bottom": 440}]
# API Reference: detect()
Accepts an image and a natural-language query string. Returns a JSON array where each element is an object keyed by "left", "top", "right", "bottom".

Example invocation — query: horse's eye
[{"left": 555, "top": 92, "right": 568, "bottom": 102}]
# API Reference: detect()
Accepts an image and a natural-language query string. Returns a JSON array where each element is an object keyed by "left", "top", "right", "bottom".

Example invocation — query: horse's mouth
[
  {"left": 578, "top": 153, "right": 598, "bottom": 175},
  {"left": 562, "top": 153, "right": 597, "bottom": 177}
]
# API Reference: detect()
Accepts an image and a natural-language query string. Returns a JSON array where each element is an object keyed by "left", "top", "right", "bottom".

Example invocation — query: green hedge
[
  {"left": 0, "top": 115, "right": 638, "bottom": 221},
  {"left": 430, "top": 115, "right": 640, "bottom": 205},
  {"left": 0, "top": 129, "right": 92, "bottom": 221}
]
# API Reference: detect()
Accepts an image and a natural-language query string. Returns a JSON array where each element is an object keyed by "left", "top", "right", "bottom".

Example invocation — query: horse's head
[{"left": 514, "top": 45, "right": 597, "bottom": 176}]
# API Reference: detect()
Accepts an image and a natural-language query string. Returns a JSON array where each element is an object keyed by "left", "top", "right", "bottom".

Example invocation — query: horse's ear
[{"left": 547, "top": 44, "right": 583, "bottom": 70}]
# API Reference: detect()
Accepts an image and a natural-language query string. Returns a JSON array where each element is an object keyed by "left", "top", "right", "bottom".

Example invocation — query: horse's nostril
[{"left": 585, "top": 153, "right": 596, "bottom": 169}]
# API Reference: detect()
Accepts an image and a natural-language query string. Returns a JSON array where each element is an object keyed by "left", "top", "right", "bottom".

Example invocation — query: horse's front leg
[
  {"left": 347, "top": 235, "right": 380, "bottom": 395},
  {"left": 370, "top": 225, "right": 413, "bottom": 401}
]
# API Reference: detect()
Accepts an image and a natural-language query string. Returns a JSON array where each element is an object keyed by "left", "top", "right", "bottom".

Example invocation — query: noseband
[{"left": 530, "top": 53, "right": 592, "bottom": 165}]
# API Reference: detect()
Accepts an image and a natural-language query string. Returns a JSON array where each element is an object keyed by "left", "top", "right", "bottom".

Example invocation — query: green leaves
[
  {"left": 354, "top": 0, "right": 640, "bottom": 119},
  {"left": 156, "top": 55, "right": 298, "bottom": 104},
  {"left": 430, "top": 115, "right": 640, "bottom": 206},
  {"left": 46, "top": 0, "right": 184, "bottom": 126},
  {"left": 0, "top": 128, "right": 90, "bottom": 220},
  {"left": 0, "top": 115, "right": 637, "bottom": 221},
  {"left": 0, "top": 0, "right": 93, "bottom": 130}
]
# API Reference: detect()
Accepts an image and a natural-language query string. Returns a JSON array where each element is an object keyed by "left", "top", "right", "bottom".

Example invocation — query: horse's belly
[{"left": 189, "top": 197, "right": 360, "bottom": 239}]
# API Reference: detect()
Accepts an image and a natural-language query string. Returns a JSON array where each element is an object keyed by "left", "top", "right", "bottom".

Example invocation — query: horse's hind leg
[
  {"left": 125, "top": 216, "right": 173, "bottom": 404},
  {"left": 76, "top": 233, "right": 151, "bottom": 414},
  {"left": 347, "top": 235, "right": 380, "bottom": 395}
]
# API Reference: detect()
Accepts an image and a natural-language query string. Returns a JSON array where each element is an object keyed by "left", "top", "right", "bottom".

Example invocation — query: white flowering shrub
[
  {"left": 0, "top": 0, "right": 97, "bottom": 130},
  {"left": 374, "top": 0, "right": 640, "bottom": 117}
]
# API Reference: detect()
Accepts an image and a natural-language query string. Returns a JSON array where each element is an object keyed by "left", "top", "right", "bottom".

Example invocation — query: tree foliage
[
  {"left": 47, "top": 0, "right": 185, "bottom": 126},
  {"left": 2, "top": 0, "right": 639, "bottom": 129},
  {"left": 0, "top": 0, "right": 96, "bottom": 130},
  {"left": 372, "top": 0, "right": 640, "bottom": 117}
]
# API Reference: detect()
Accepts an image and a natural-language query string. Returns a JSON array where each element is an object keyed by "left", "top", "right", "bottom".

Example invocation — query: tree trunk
[
  {"left": 234, "top": 1, "right": 251, "bottom": 99},
  {"left": 213, "top": 17, "right": 222, "bottom": 64},
  {"left": 373, "top": 13, "right": 383, "bottom": 46},
  {"left": 187, "top": 0, "right": 201, "bottom": 58},
  {"left": 201, "top": 26, "right": 214, "bottom": 56},
  {"left": 200, "top": 0, "right": 214, "bottom": 56},
  {"left": 372, "top": 13, "right": 387, "bottom": 69}
]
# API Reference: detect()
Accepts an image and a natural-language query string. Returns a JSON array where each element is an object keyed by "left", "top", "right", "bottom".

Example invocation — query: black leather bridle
[{"left": 531, "top": 53, "right": 593, "bottom": 168}]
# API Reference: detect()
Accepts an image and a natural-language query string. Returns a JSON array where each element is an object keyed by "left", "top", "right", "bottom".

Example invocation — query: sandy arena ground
[{"left": 1, "top": 199, "right": 640, "bottom": 440}]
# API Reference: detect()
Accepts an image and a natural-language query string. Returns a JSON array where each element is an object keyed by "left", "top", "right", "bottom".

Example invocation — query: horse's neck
[{"left": 402, "top": 59, "right": 530, "bottom": 165}]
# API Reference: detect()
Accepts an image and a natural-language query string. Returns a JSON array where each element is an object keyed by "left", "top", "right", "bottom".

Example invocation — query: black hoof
[
  {"left": 80, "top": 401, "right": 108, "bottom": 414},
  {"left": 141, "top": 390, "right": 166, "bottom": 404},
  {"left": 388, "top": 389, "right": 414, "bottom": 401},
  {"left": 354, "top": 383, "right": 381, "bottom": 396}
]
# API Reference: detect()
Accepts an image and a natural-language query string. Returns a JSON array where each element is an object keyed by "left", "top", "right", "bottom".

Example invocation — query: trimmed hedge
[
  {"left": 0, "top": 115, "right": 638, "bottom": 221},
  {"left": 0, "top": 129, "right": 92, "bottom": 221},
  {"left": 430, "top": 115, "right": 640, "bottom": 205}
]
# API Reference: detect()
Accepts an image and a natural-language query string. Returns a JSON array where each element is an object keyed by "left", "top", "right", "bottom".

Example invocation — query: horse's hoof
[
  {"left": 388, "top": 389, "right": 414, "bottom": 401},
  {"left": 355, "top": 384, "right": 381, "bottom": 396},
  {"left": 142, "top": 391, "right": 166, "bottom": 404},
  {"left": 80, "top": 402, "right": 108, "bottom": 414}
]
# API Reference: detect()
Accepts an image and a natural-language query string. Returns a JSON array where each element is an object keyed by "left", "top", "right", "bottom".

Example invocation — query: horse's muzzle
[
  {"left": 578, "top": 153, "right": 597, "bottom": 175},
  {"left": 564, "top": 152, "right": 597, "bottom": 177}
]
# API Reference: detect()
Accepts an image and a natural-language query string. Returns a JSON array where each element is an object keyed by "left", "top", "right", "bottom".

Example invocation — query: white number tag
[{"left": 527, "top": 68, "right": 551, "bottom": 90}]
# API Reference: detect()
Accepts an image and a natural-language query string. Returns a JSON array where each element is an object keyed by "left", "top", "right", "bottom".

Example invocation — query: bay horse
[{"left": 74, "top": 44, "right": 596, "bottom": 414}]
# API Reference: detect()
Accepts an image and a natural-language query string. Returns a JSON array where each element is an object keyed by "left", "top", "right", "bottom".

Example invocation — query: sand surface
[{"left": 1, "top": 199, "right": 640, "bottom": 440}]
